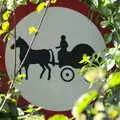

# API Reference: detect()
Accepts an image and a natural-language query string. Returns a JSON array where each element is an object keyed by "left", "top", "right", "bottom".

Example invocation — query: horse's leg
[
  {"left": 45, "top": 64, "right": 51, "bottom": 80},
  {"left": 40, "top": 64, "right": 46, "bottom": 79},
  {"left": 24, "top": 64, "right": 29, "bottom": 80}
]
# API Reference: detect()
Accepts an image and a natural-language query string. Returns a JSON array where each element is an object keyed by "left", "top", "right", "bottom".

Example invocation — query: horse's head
[{"left": 11, "top": 37, "right": 27, "bottom": 49}]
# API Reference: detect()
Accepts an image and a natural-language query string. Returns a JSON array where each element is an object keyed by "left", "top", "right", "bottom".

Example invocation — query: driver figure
[{"left": 56, "top": 35, "right": 68, "bottom": 67}]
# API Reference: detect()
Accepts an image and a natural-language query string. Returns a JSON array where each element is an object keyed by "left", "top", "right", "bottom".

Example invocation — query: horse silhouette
[{"left": 11, "top": 37, "right": 55, "bottom": 80}]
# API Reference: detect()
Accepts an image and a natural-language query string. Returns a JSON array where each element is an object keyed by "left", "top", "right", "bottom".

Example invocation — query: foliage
[
  {"left": 81, "top": 0, "right": 120, "bottom": 44},
  {"left": 73, "top": 51, "right": 120, "bottom": 119},
  {"left": 70, "top": 0, "right": 120, "bottom": 120},
  {"left": 0, "top": 0, "right": 119, "bottom": 120}
]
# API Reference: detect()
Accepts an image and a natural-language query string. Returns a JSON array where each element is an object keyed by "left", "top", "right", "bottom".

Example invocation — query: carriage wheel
[{"left": 60, "top": 67, "right": 75, "bottom": 82}]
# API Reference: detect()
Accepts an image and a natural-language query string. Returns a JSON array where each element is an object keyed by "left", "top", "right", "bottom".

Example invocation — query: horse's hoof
[{"left": 48, "top": 78, "right": 50, "bottom": 80}]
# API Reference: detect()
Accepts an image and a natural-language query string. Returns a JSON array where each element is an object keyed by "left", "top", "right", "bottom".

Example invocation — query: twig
[
  {"left": 0, "top": 7, "right": 17, "bottom": 112},
  {"left": 0, "top": 0, "right": 50, "bottom": 111},
  {"left": 13, "top": 1, "right": 17, "bottom": 81},
  {"left": 16, "top": 0, "right": 50, "bottom": 76}
]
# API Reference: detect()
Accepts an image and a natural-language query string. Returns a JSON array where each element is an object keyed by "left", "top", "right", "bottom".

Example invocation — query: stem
[
  {"left": 0, "top": 10, "right": 17, "bottom": 113},
  {"left": 13, "top": 0, "right": 17, "bottom": 80},
  {"left": 0, "top": 96, "right": 7, "bottom": 110}
]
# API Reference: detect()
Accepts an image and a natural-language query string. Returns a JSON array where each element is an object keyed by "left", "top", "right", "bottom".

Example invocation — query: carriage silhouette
[{"left": 11, "top": 35, "right": 95, "bottom": 82}]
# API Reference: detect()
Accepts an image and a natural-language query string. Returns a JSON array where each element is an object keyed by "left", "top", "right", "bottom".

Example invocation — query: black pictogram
[{"left": 11, "top": 35, "right": 95, "bottom": 82}]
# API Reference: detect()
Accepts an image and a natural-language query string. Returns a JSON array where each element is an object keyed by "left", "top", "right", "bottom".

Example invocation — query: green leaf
[
  {"left": 106, "top": 59, "right": 115, "bottom": 70},
  {"left": 104, "top": 33, "right": 113, "bottom": 44},
  {"left": 16, "top": 0, "right": 27, "bottom": 5},
  {"left": 99, "top": 7, "right": 112, "bottom": 17},
  {"left": 100, "top": 20, "right": 110, "bottom": 28},
  {"left": 0, "top": 94, "right": 5, "bottom": 103},
  {"left": 108, "top": 48, "right": 117, "bottom": 56},
  {"left": 48, "top": 115, "right": 68, "bottom": 120},
  {"left": 93, "top": 0, "right": 98, "bottom": 7},
  {"left": 115, "top": 51, "right": 120, "bottom": 67},
  {"left": 83, "top": 67, "right": 107, "bottom": 84},
  {"left": 114, "top": 13, "right": 120, "bottom": 21},
  {"left": 6, "top": 0, "right": 14, "bottom": 10}
]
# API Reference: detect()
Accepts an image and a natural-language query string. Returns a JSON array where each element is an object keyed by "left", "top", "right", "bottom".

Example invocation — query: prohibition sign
[{"left": 0, "top": 0, "right": 109, "bottom": 118}]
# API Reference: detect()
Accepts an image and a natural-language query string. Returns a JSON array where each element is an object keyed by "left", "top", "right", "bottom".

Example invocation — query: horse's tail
[{"left": 49, "top": 49, "right": 55, "bottom": 66}]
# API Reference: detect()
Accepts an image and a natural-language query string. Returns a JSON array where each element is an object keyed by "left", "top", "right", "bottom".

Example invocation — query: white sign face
[{"left": 5, "top": 7, "right": 105, "bottom": 111}]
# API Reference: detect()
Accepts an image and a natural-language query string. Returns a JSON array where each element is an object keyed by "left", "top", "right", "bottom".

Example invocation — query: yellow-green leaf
[
  {"left": 16, "top": 74, "right": 26, "bottom": 79},
  {"left": 2, "top": 10, "right": 11, "bottom": 20},
  {"left": 28, "top": 26, "right": 38, "bottom": 34},
  {"left": 105, "top": 72, "right": 120, "bottom": 89},
  {"left": 24, "top": 108, "right": 34, "bottom": 113},
  {"left": 7, "top": 33, "right": 11, "bottom": 40},
  {"left": 2, "top": 21, "right": 10, "bottom": 32},
  {"left": 8, "top": 98, "right": 16, "bottom": 103},
  {"left": 51, "top": 0, "right": 57, "bottom": 4},
  {"left": 0, "top": 30, "right": 4, "bottom": 35},
  {"left": 48, "top": 114, "right": 68, "bottom": 120},
  {"left": 84, "top": 67, "right": 107, "bottom": 84},
  {"left": 79, "top": 54, "right": 90, "bottom": 64},
  {"left": 36, "top": 2, "right": 46, "bottom": 12},
  {"left": 72, "top": 90, "right": 98, "bottom": 118}
]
